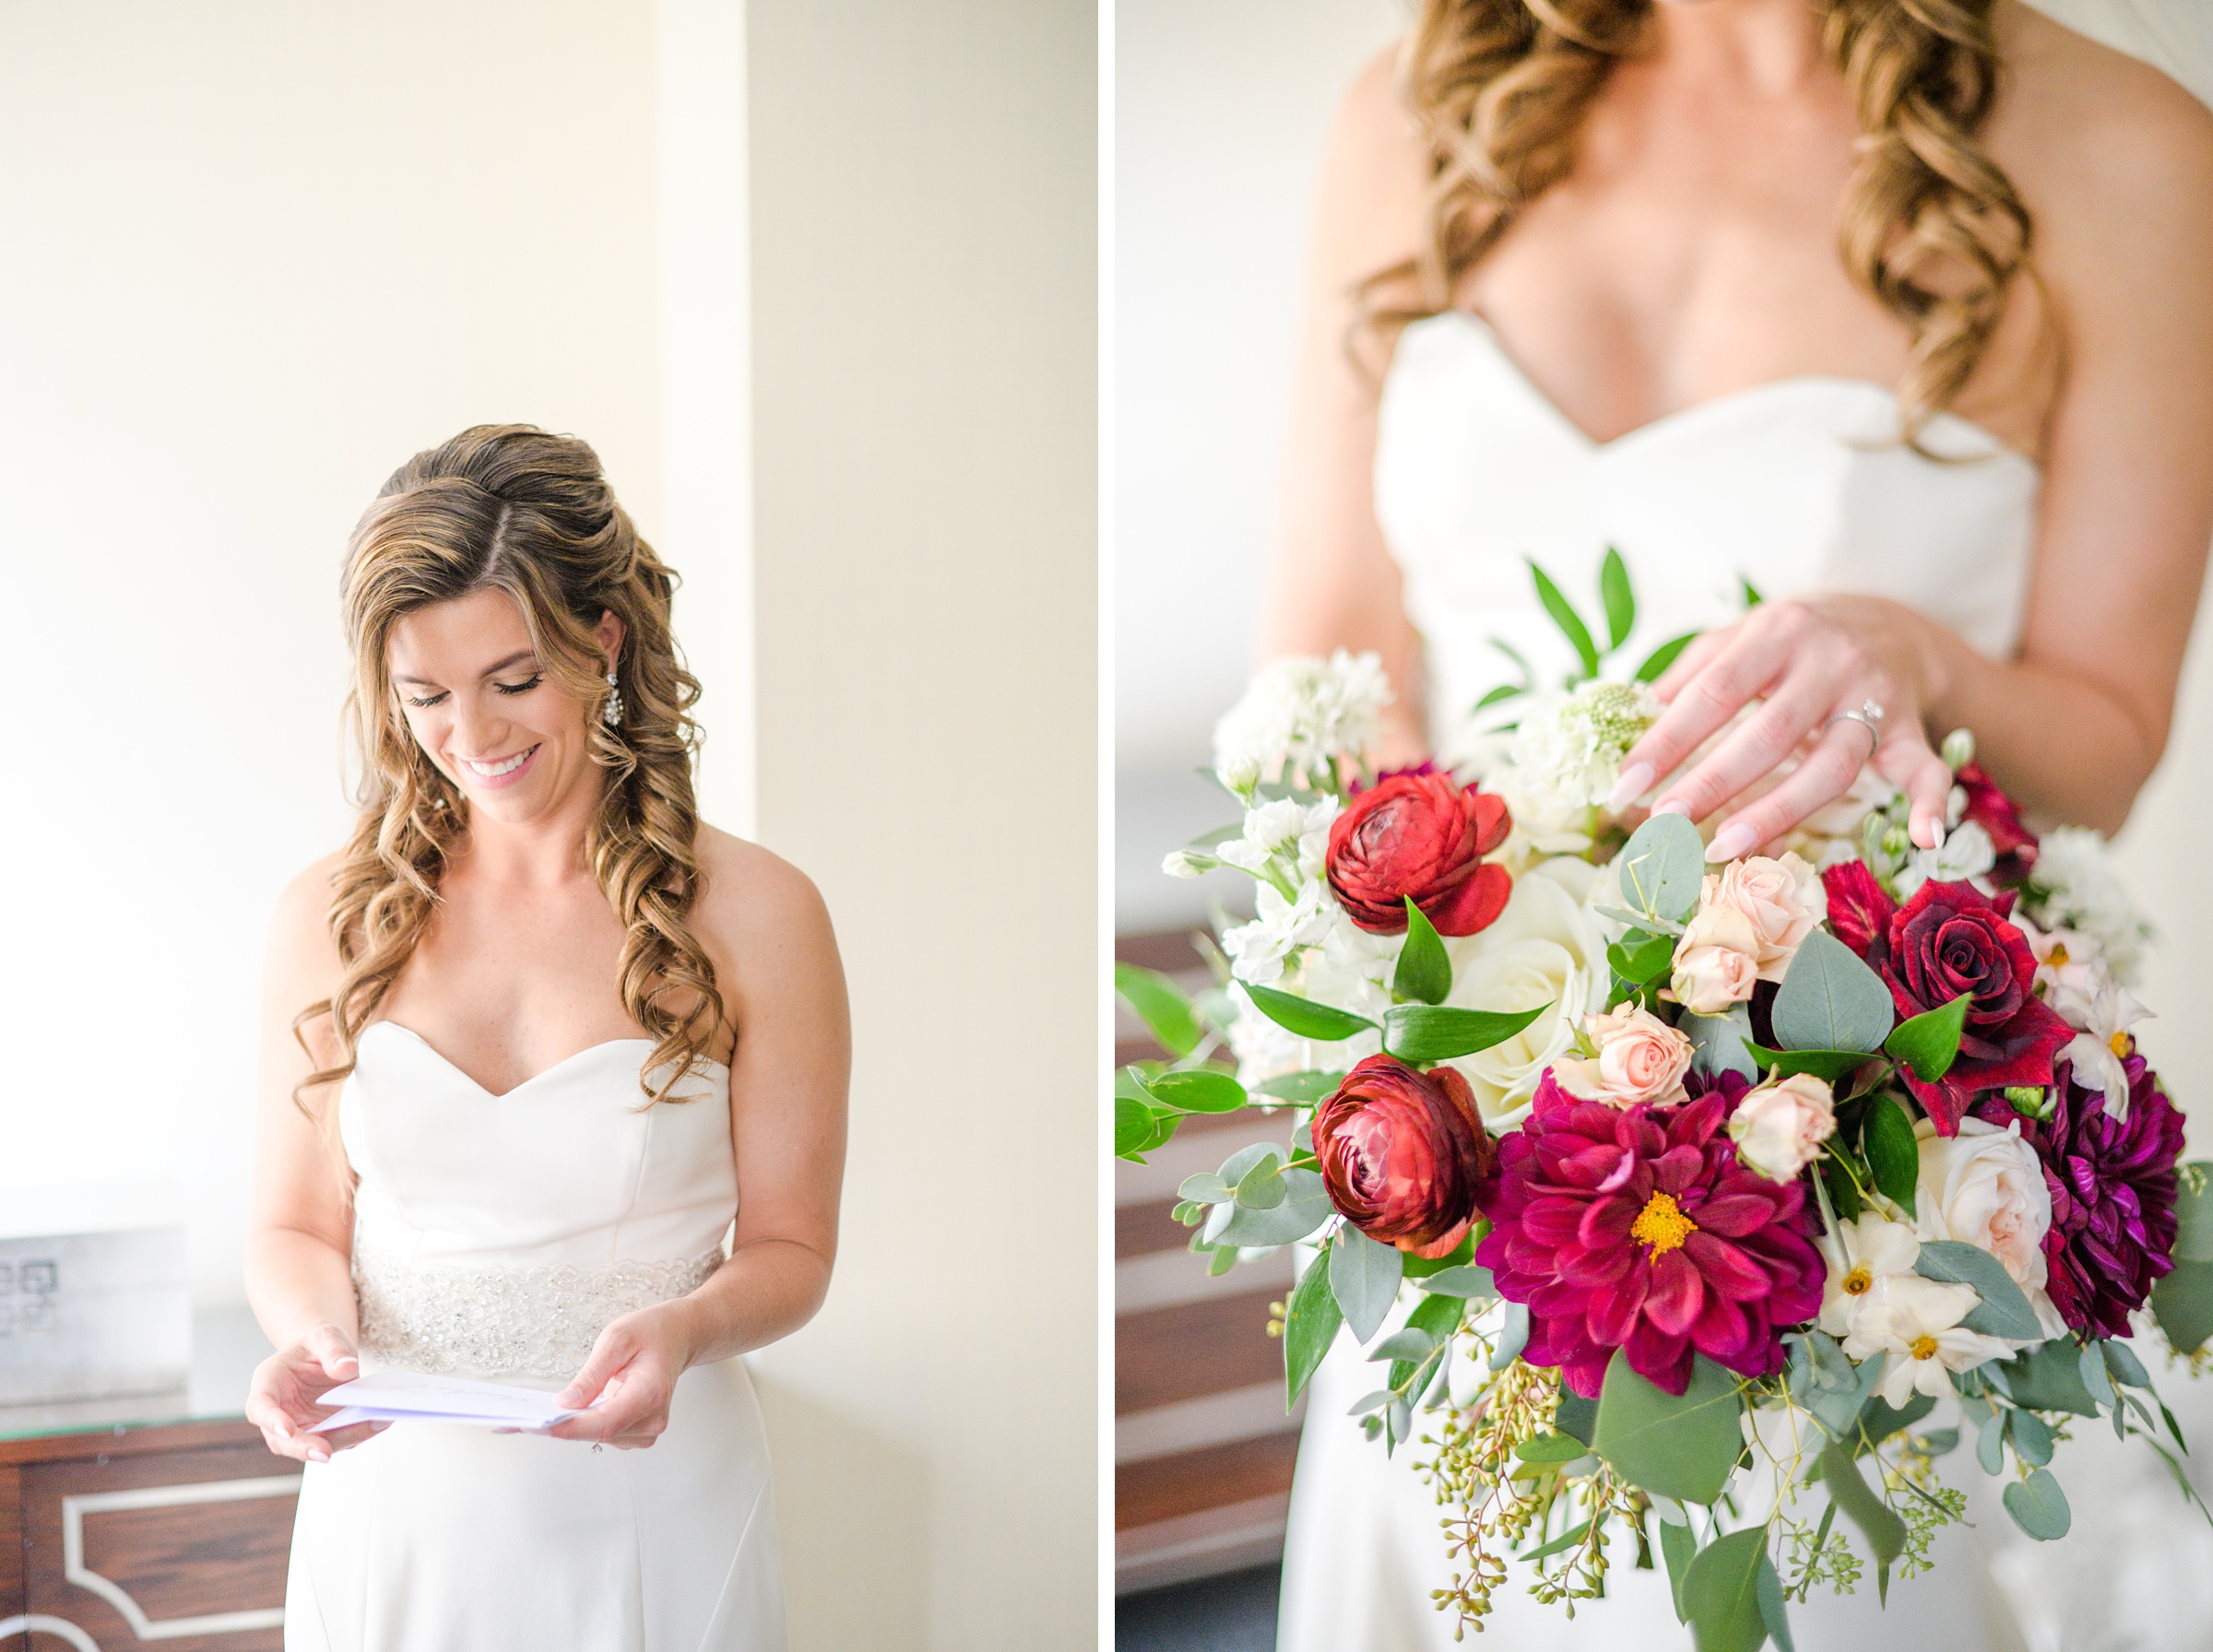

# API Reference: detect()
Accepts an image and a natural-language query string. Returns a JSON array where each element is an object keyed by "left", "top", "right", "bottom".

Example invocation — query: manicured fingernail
[
  {"left": 1930, "top": 821, "right": 1947, "bottom": 852},
  {"left": 1607, "top": 762, "right": 1655, "bottom": 811},
  {"left": 1706, "top": 824, "right": 1755, "bottom": 863},
  {"left": 1651, "top": 797, "right": 1689, "bottom": 818}
]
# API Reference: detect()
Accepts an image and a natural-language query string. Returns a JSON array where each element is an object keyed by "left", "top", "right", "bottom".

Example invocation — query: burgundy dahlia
[
  {"left": 1823, "top": 867, "right": 2072, "bottom": 1135},
  {"left": 1474, "top": 1075, "right": 1825, "bottom": 1398},
  {"left": 1979, "top": 1050, "right": 2185, "bottom": 1339}
]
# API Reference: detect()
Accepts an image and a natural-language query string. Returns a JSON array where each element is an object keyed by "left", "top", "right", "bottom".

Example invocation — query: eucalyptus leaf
[
  {"left": 1517, "top": 1433, "right": 1595, "bottom": 1465},
  {"left": 1178, "top": 1172, "right": 1233, "bottom": 1203},
  {"left": 1771, "top": 929, "right": 1896, "bottom": 1054},
  {"left": 1742, "top": 1044, "right": 1876, "bottom": 1083},
  {"left": 1392, "top": 1291, "right": 1466, "bottom": 1396},
  {"left": 2154, "top": 1257, "right": 2213, "bottom": 1355},
  {"left": 1283, "top": 1253, "right": 1343, "bottom": 1408},
  {"left": 1757, "top": 1553, "right": 1797, "bottom": 1652},
  {"left": 1393, "top": 899, "right": 1453, "bottom": 1006},
  {"left": 2174, "top": 1166, "right": 2213, "bottom": 1262},
  {"left": 2103, "top": 1339, "right": 2152, "bottom": 1390},
  {"left": 1490, "top": 1301, "right": 1531, "bottom": 1372},
  {"left": 1381, "top": 1002, "right": 1548, "bottom": 1063},
  {"left": 1330, "top": 1224, "right": 1404, "bottom": 1344},
  {"left": 1345, "top": 1388, "right": 1393, "bottom": 1417},
  {"left": 1819, "top": 1440, "right": 1906, "bottom": 1573},
  {"left": 1985, "top": 1339, "right": 2101, "bottom": 1415},
  {"left": 1862, "top": 1094, "right": 1921, "bottom": 1216},
  {"left": 1368, "top": 1328, "right": 1438, "bottom": 1363},
  {"left": 1530, "top": 560, "right": 1601, "bottom": 678},
  {"left": 1915, "top": 1240, "right": 2041, "bottom": 1340},
  {"left": 1976, "top": 1411, "right": 2006, "bottom": 1476},
  {"left": 1608, "top": 930, "right": 1677, "bottom": 986},
  {"left": 1682, "top": 1528, "right": 1770, "bottom": 1652},
  {"left": 1234, "top": 1157, "right": 1287, "bottom": 1210},
  {"left": 1417, "top": 1264, "right": 1497, "bottom": 1298},
  {"left": 1683, "top": 1005, "right": 1757, "bottom": 1083},
  {"left": 1592, "top": 1351, "right": 1746, "bottom": 1505},
  {"left": 1859, "top": 1391, "right": 1936, "bottom": 1449},
  {"left": 1556, "top": 1391, "right": 1599, "bottom": 1446},
  {"left": 1114, "top": 962, "right": 1204, "bottom": 1056},
  {"left": 1596, "top": 904, "right": 1687, "bottom": 938},
  {"left": 1615, "top": 812, "right": 1708, "bottom": 926},
  {"left": 1240, "top": 980, "right": 1378, "bottom": 1042},
  {"left": 1660, "top": 1518, "right": 1698, "bottom": 1623},
  {"left": 1884, "top": 994, "right": 1970, "bottom": 1083},
  {"left": 2009, "top": 1407, "right": 2054, "bottom": 1468},
  {"left": 2077, "top": 1341, "right": 2118, "bottom": 1410},
  {"left": 1215, "top": 1168, "right": 1333, "bottom": 1246},
  {"left": 2003, "top": 1469, "right": 2072, "bottom": 1540}
]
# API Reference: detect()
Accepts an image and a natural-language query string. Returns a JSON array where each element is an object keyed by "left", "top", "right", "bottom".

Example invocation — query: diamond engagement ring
[{"left": 1824, "top": 698, "right": 1886, "bottom": 753}]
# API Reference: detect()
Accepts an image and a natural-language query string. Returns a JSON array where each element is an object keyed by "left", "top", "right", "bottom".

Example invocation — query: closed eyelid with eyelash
[{"left": 402, "top": 674, "right": 541, "bottom": 709}]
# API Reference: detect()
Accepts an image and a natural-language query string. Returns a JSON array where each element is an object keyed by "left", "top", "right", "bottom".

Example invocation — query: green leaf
[
  {"left": 1756, "top": 1553, "right": 1795, "bottom": 1652},
  {"left": 1682, "top": 1528, "right": 1770, "bottom": 1652},
  {"left": 1660, "top": 1517, "right": 1698, "bottom": 1623},
  {"left": 1250, "top": 1069, "right": 1346, "bottom": 1103},
  {"left": 1368, "top": 1328, "right": 1437, "bottom": 1363},
  {"left": 1741, "top": 1044, "right": 1874, "bottom": 1083},
  {"left": 1392, "top": 898, "right": 1452, "bottom": 1006},
  {"left": 1616, "top": 811, "right": 1710, "bottom": 926},
  {"left": 1858, "top": 1391, "right": 1937, "bottom": 1450},
  {"left": 1914, "top": 1240, "right": 2042, "bottom": 1340},
  {"left": 2008, "top": 1407, "right": 2054, "bottom": 1467},
  {"left": 1520, "top": 1516, "right": 1594, "bottom": 1560},
  {"left": 1114, "top": 1094, "right": 1157, "bottom": 1161},
  {"left": 1391, "top": 1290, "right": 1467, "bottom": 1393},
  {"left": 1530, "top": 560, "right": 1601, "bottom": 678},
  {"left": 1143, "top": 1068, "right": 1248, "bottom": 1115},
  {"left": 1822, "top": 1158, "right": 1864, "bottom": 1222},
  {"left": 2173, "top": 1165, "right": 2213, "bottom": 1262},
  {"left": 2103, "top": 1339, "right": 2152, "bottom": 1390},
  {"left": 1592, "top": 1351, "right": 1746, "bottom": 1505},
  {"left": 1556, "top": 1390, "right": 1599, "bottom": 1446},
  {"left": 1235, "top": 1156, "right": 1287, "bottom": 1210},
  {"left": 2077, "top": 1340, "right": 2117, "bottom": 1410},
  {"left": 1770, "top": 929, "right": 1896, "bottom": 1054},
  {"left": 1402, "top": 1232, "right": 1475, "bottom": 1276},
  {"left": 1682, "top": 1006, "right": 1757, "bottom": 1083},
  {"left": 1417, "top": 1264, "right": 1496, "bottom": 1298},
  {"left": 2154, "top": 1257, "right": 2213, "bottom": 1355},
  {"left": 1517, "top": 1433, "right": 1594, "bottom": 1465},
  {"left": 1600, "top": 547, "right": 1636, "bottom": 652},
  {"left": 2003, "top": 1469, "right": 2072, "bottom": 1540},
  {"left": 1473, "top": 682, "right": 1524, "bottom": 713},
  {"left": 1214, "top": 1168, "right": 1334, "bottom": 1246},
  {"left": 1331, "top": 1224, "right": 1404, "bottom": 1344},
  {"left": 1115, "top": 962, "right": 1205, "bottom": 1056},
  {"left": 1741, "top": 575, "right": 1765, "bottom": 608},
  {"left": 1819, "top": 1440, "right": 1907, "bottom": 1573},
  {"left": 1987, "top": 1339, "right": 2100, "bottom": 1415},
  {"left": 1284, "top": 1255, "right": 1343, "bottom": 1408},
  {"left": 1381, "top": 1002, "right": 1548, "bottom": 1063},
  {"left": 1608, "top": 929, "right": 1677, "bottom": 986},
  {"left": 1489, "top": 1302, "right": 1531, "bottom": 1371},
  {"left": 1862, "top": 1094, "right": 1921, "bottom": 1216},
  {"left": 1634, "top": 630, "right": 1700, "bottom": 685},
  {"left": 1884, "top": 994, "right": 1970, "bottom": 1083},
  {"left": 1240, "top": 981, "right": 1378, "bottom": 1042}
]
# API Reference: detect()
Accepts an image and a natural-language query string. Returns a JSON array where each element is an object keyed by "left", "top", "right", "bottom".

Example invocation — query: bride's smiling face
[{"left": 385, "top": 587, "right": 623, "bottom": 828}]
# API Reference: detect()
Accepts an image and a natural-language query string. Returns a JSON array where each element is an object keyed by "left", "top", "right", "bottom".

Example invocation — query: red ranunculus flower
[
  {"left": 1474, "top": 1074, "right": 1824, "bottom": 1397},
  {"left": 1325, "top": 771, "right": 1510, "bottom": 936},
  {"left": 1822, "top": 866, "right": 2072, "bottom": 1135},
  {"left": 1955, "top": 761, "right": 2039, "bottom": 884},
  {"left": 1315, "top": 1054, "right": 1496, "bottom": 1257}
]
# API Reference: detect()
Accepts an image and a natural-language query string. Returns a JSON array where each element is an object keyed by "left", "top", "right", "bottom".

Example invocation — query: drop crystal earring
[{"left": 603, "top": 670, "right": 623, "bottom": 727}]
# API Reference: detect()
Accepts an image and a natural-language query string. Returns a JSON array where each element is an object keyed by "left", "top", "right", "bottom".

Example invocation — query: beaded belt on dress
[{"left": 352, "top": 1239, "right": 724, "bottom": 1381}]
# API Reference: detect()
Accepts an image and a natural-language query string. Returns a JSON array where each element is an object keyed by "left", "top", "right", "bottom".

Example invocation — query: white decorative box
[{"left": 0, "top": 1181, "right": 190, "bottom": 1405}]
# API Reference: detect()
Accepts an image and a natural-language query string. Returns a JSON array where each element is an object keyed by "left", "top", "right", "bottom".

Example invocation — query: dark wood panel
[
  {"left": 1117, "top": 1288, "right": 1285, "bottom": 1414},
  {"left": 1116, "top": 932, "right": 1208, "bottom": 974},
  {"left": 23, "top": 1442, "right": 297, "bottom": 1652},
  {"left": 1118, "top": 1431, "right": 1301, "bottom": 1530},
  {"left": 1117, "top": 1199, "right": 1189, "bottom": 1260},
  {"left": 0, "top": 1417, "right": 266, "bottom": 1468},
  {"left": 0, "top": 1466, "right": 21, "bottom": 1650}
]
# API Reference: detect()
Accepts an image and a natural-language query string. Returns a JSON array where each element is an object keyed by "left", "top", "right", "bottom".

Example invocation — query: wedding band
[{"left": 1824, "top": 698, "right": 1886, "bottom": 752}]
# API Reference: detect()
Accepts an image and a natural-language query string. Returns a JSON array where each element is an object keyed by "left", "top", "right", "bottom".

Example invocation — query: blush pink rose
[
  {"left": 1705, "top": 854, "right": 1827, "bottom": 983},
  {"left": 1551, "top": 1005, "right": 1693, "bottom": 1110},
  {"left": 1726, "top": 1073, "right": 1838, "bottom": 1183},
  {"left": 1669, "top": 903, "right": 1761, "bottom": 1015}
]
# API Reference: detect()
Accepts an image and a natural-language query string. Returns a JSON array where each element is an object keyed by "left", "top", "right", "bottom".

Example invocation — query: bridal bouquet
[{"left": 1117, "top": 558, "right": 2213, "bottom": 1646}]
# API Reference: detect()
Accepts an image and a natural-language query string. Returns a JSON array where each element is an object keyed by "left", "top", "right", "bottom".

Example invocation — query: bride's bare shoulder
[
  {"left": 691, "top": 827, "right": 836, "bottom": 973},
  {"left": 265, "top": 852, "right": 348, "bottom": 999},
  {"left": 1311, "top": 42, "right": 1431, "bottom": 284}
]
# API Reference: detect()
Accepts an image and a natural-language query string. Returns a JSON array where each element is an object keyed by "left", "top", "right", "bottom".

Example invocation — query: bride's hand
[
  {"left": 1607, "top": 595, "right": 1954, "bottom": 858},
  {"left": 246, "top": 1324, "right": 383, "bottom": 1464},
  {"left": 549, "top": 1303, "right": 693, "bottom": 1450}
]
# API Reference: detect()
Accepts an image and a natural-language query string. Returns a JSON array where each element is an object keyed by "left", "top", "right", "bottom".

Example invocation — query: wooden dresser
[{"left": 0, "top": 1308, "right": 291, "bottom": 1651}]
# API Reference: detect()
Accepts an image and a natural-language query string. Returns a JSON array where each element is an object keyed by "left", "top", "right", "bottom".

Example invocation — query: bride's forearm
[
  {"left": 244, "top": 1225, "right": 359, "bottom": 1352},
  {"left": 666, "top": 1236, "right": 834, "bottom": 1368},
  {"left": 1921, "top": 620, "right": 2164, "bottom": 837}
]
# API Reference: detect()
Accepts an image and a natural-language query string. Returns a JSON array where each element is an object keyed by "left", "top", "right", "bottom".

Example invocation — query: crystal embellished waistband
[{"left": 352, "top": 1243, "right": 724, "bottom": 1381}]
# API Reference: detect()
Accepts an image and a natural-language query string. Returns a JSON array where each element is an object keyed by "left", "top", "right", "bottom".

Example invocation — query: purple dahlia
[
  {"left": 1979, "top": 1046, "right": 2185, "bottom": 1339},
  {"left": 1475, "top": 1074, "right": 1825, "bottom": 1398}
]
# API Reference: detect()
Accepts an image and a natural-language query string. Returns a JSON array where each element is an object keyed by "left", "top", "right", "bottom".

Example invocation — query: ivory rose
[
  {"left": 1727, "top": 1073, "right": 1837, "bottom": 1183},
  {"left": 1551, "top": 1005, "right": 1693, "bottom": 1110},
  {"left": 1912, "top": 1115, "right": 2066, "bottom": 1337},
  {"left": 1704, "top": 854, "right": 1827, "bottom": 982},
  {"left": 1668, "top": 902, "right": 1761, "bottom": 1015},
  {"left": 1438, "top": 858, "right": 1604, "bottom": 1124}
]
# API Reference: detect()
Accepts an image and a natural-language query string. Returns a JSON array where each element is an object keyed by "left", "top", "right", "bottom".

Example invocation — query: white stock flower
[
  {"left": 1162, "top": 850, "right": 1211, "bottom": 879},
  {"left": 1211, "top": 650, "right": 1391, "bottom": 790},
  {"left": 1847, "top": 1274, "right": 2014, "bottom": 1406},
  {"left": 1225, "top": 991, "right": 1308, "bottom": 1087},
  {"left": 1219, "top": 880, "right": 1335, "bottom": 988},
  {"left": 1817, "top": 1212, "right": 1923, "bottom": 1341},
  {"left": 1436, "top": 857, "right": 1603, "bottom": 1125},
  {"left": 1913, "top": 1116, "right": 2067, "bottom": 1339},
  {"left": 1485, "top": 764, "right": 1597, "bottom": 872},
  {"left": 1509, "top": 679, "right": 1662, "bottom": 810},
  {"left": 2026, "top": 827, "right": 2150, "bottom": 986},
  {"left": 1890, "top": 819, "right": 1996, "bottom": 900},
  {"left": 1215, "top": 797, "right": 1321, "bottom": 873}
]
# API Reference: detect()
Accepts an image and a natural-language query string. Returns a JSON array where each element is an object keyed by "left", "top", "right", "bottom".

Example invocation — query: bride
[
  {"left": 242, "top": 425, "right": 847, "bottom": 1651},
  {"left": 1258, "top": 0, "right": 2213, "bottom": 1646}
]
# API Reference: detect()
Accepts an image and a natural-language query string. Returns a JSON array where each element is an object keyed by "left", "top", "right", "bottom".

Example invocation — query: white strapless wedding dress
[
  {"left": 285, "top": 1022, "right": 784, "bottom": 1652},
  {"left": 1277, "top": 310, "right": 2213, "bottom": 1652}
]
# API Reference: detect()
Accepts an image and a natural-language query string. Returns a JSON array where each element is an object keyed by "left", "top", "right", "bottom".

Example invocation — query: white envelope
[{"left": 307, "top": 1370, "right": 598, "bottom": 1434}]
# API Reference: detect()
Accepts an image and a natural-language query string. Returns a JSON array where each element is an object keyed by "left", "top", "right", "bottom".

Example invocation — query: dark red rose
[
  {"left": 1819, "top": 867, "right": 2071, "bottom": 1135},
  {"left": 1325, "top": 772, "right": 1511, "bottom": 936},
  {"left": 1315, "top": 1054, "right": 1497, "bottom": 1257},
  {"left": 1956, "top": 761, "right": 2039, "bottom": 883}
]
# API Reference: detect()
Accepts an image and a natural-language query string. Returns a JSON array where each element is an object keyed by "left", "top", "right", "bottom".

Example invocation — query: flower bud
[
  {"left": 1941, "top": 727, "right": 1976, "bottom": 772},
  {"left": 1163, "top": 850, "right": 1215, "bottom": 879},
  {"left": 2005, "top": 1085, "right": 2053, "bottom": 1120}
]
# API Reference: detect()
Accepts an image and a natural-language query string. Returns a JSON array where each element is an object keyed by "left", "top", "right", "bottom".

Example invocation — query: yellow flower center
[
  {"left": 1631, "top": 1191, "right": 1698, "bottom": 1259},
  {"left": 1911, "top": 1335, "right": 1939, "bottom": 1362},
  {"left": 1842, "top": 1266, "right": 1873, "bottom": 1297},
  {"left": 2112, "top": 1031, "right": 2132, "bottom": 1058},
  {"left": 2048, "top": 943, "right": 2069, "bottom": 967}
]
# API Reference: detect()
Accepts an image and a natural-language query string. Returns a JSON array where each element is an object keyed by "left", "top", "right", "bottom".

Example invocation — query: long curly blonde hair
[
  {"left": 1369, "top": 0, "right": 2034, "bottom": 439},
  {"left": 297, "top": 424, "right": 724, "bottom": 1118}
]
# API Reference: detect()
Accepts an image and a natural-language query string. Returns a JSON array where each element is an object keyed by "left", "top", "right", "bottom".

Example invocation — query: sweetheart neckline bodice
[{"left": 359, "top": 1019, "right": 728, "bottom": 1103}]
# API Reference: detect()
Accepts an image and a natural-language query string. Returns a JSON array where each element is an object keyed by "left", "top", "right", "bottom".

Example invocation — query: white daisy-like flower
[
  {"left": 1509, "top": 679, "right": 1662, "bottom": 810},
  {"left": 1845, "top": 1273, "right": 2015, "bottom": 1406},
  {"left": 1817, "top": 1212, "right": 1923, "bottom": 1343},
  {"left": 1211, "top": 650, "right": 1391, "bottom": 791},
  {"left": 2025, "top": 826, "right": 2150, "bottom": 986},
  {"left": 1891, "top": 819, "right": 1996, "bottom": 900}
]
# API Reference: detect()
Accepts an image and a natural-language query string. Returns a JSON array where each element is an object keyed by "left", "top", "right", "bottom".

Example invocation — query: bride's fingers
[
  {"left": 1874, "top": 734, "right": 1953, "bottom": 850},
  {"left": 1701, "top": 720, "right": 1876, "bottom": 859},
  {"left": 1611, "top": 628, "right": 1800, "bottom": 809},
  {"left": 1637, "top": 674, "right": 1839, "bottom": 829},
  {"left": 1649, "top": 627, "right": 1733, "bottom": 702}
]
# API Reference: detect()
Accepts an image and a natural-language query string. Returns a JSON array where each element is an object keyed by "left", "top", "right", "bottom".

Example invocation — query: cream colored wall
[
  {"left": 0, "top": 0, "right": 670, "bottom": 1308},
  {"left": 744, "top": 3, "right": 1098, "bottom": 1647}
]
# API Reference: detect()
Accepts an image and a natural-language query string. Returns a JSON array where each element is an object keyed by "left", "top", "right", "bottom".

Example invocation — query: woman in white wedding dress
[
  {"left": 1260, "top": 1, "right": 2213, "bottom": 1648},
  {"left": 242, "top": 425, "right": 848, "bottom": 1651}
]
